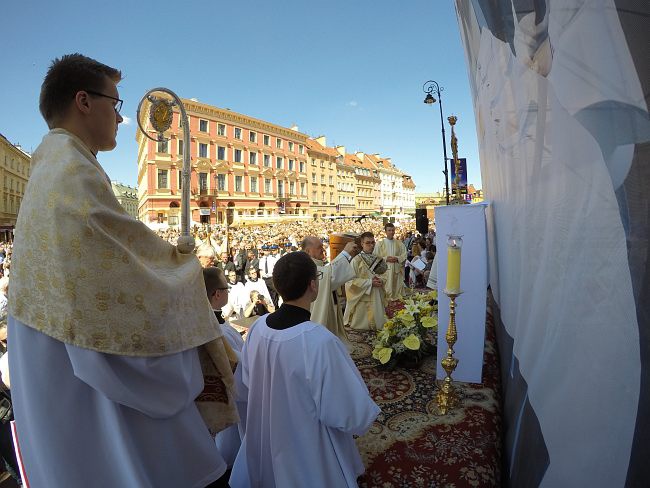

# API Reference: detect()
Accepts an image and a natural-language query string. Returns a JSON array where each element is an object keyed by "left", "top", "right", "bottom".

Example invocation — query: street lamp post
[{"left": 423, "top": 80, "right": 450, "bottom": 205}]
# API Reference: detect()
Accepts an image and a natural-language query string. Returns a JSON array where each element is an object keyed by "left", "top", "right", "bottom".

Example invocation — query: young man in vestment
[
  {"left": 230, "top": 252, "right": 380, "bottom": 488},
  {"left": 7, "top": 54, "right": 237, "bottom": 488},
  {"left": 374, "top": 223, "right": 407, "bottom": 300},
  {"left": 203, "top": 267, "right": 244, "bottom": 470},
  {"left": 301, "top": 235, "right": 359, "bottom": 346},
  {"left": 344, "top": 232, "right": 388, "bottom": 330}
]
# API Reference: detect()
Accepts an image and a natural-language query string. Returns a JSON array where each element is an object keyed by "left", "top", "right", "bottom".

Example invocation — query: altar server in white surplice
[
  {"left": 8, "top": 54, "right": 237, "bottom": 488},
  {"left": 301, "top": 236, "right": 359, "bottom": 346},
  {"left": 344, "top": 232, "right": 388, "bottom": 330},
  {"left": 203, "top": 267, "right": 244, "bottom": 469},
  {"left": 374, "top": 222, "right": 408, "bottom": 300},
  {"left": 231, "top": 252, "right": 380, "bottom": 488}
]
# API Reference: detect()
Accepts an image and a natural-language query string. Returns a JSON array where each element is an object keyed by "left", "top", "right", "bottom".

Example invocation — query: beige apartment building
[
  {"left": 346, "top": 152, "right": 380, "bottom": 214},
  {"left": 0, "top": 133, "right": 31, "bottom": 241},
  {"left": 111, "top": 181, "right": 138, "bottom": 220},
  {"left": 305, "top": 137, "right": 339, "bottom": 218},
  {"left": 136, "top": 98, "right": 310, "bottom": 226}
]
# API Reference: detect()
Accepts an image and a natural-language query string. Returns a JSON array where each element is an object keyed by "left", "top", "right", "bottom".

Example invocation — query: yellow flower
[
  {"left": 403, "top": 334, "right": 421, "bottom": 350},
  {"left": 421, "top": 315, "right": 438, "bottom": 328},
  {"left": 401, "top": 313, "right": 415, "bottom": 325},
  {"left": 375, "top": 347, "right": 393, "bottom": 364}
]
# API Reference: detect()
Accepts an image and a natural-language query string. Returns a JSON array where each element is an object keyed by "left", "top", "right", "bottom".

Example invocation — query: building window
[
  {"left": 217, "top": 174, "right": 226, "bottom": 191},
  {"left": 276, "top": 138, "right": 282, "bottom": 149},
  {"left": 320, "top": 175, "right": 325, "bottom": 184},
  {"left": 299, "top": 144, "right": 304, "bottom": 154},
  {"left": 235, "top": 175, "right": 243, "bottom": 192},
  {"left": 234, "top": 149, "right": 242, "bottom": 163},
  {"left": 278, "top": 180, "right": 284, "bottom": 197},
  {"left": 199, "top": 172, "right": 208, "bottom": 190},
  {"left": 199, "top": 143, "right": 208, "bottom": 158},
  {"left": 322, "top": 191, "right": 326, "bottom": 203},
  {"left": 179, "top": 116, "right": 184, "bottom": 128},
  {"left": 312, "top": 174, "right": 316, "bottom": 183},
  {"left": 249, "top": 152, "right": 257, "bottom": 165},
  {"left": 217, "top": 123, "right": 226, "bottom": 136},
  {"left": 178, "top": 139, "right": 184, "bottom": 156},
  {"left": 199, "top": 119, "right": 208, "bottom": 132},
  {"left": 289, "top": 181, "right": 295, "bottom": 195},
  {"left": 276, "top": 157, "right": 283, "bottom": 169},
  {"left": 249, "top": 131, "right": 257, "bottom": 143},
  {"left": 300, "top": 182, "right": 306, "bottom": 196},
  {"left": 263, "top": 154, "right": 271, "bottom": 167},
  {"left": 250, "top": 176, "right": 258, "bottom": 192},
  {"left": 264, "top": 178, "right": 271, "bottom": 193},
  {"left": 157, "top": 140, "right": 168, "bottom": 153},
  {"left": 330, "top": 192, "right": 334, "bottom": 204},
  {"left": 288, "top": 141, "right": 294, "bottom": 152},
  {"left": 178, "top": 170, "right": 182, "bottom": 189},
  {"left": 217, "top": 146, "right": 226, "bottom": 160},
  {"left": 312, "top": 191, "right": 317, "bottom": 203},
  {"left": 329, "top": 176, "right": 333, "bottom": 185},
  {"left": 234, "top": 127, "right": 242, "bottom": 140},
  {"left": 157, "top": 169, "right": 168, "bottom": 189},
  {"left": 288, "top": 159, "right": 295, "bottom": 171},
  {"left": 263, "top": 134, "right": 270, "bottom": 146},
  {"left": 299, "top": 161, "right": 305, "bottom": 173}
]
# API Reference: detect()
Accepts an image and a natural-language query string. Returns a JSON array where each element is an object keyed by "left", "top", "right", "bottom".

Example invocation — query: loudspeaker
[{"left": 415, "top": 209, "right": 429, "bottom": 235}]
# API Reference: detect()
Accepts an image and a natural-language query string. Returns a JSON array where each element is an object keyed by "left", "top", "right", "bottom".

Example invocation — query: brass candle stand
[{"left": 437, "top": 290, "right": 462, "bottom": 414}]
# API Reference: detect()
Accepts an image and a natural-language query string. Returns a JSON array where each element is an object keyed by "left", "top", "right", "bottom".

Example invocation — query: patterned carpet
[{"left": 351, "top": 301, "right": 502, "bottom": 488}]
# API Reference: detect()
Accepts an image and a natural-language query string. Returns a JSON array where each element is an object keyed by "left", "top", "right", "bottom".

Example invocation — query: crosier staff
[{"left": 137, "top": 88, "right": 195, "bottom": 253}]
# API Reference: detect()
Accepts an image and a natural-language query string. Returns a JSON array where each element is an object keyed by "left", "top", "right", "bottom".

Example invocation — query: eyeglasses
[
  {"left": 316, "top": 271, "right": 323, "bottom": 280},
  {"left": 85, "top": 90, "right": 123, "bottom": 113}
]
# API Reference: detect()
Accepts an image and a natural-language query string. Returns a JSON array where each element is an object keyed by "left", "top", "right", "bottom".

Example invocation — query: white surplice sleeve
[
  {"left": 66, "top": 343, "right": 204, "bottom": 419},
  {"left": 328, "top": 252, "right": 356, "bottom": 290},
  {"left": 307, "top": 334, "right": 380, "bottom": 436}
]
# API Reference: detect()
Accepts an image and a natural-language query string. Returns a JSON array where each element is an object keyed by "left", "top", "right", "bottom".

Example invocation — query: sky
[{"left": 0, "top": 0, "right": 481, "bottom": 194}]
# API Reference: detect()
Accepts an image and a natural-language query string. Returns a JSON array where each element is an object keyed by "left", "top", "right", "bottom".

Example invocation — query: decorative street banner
[{"left": 450, "top": 158, "right": 467, "bottom": 194}]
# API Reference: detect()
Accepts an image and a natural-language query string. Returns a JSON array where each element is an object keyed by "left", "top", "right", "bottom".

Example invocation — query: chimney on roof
[
  {"left": 335, "top": 145, "right": 346, "bottom": 156},
  {"left": 373, "top": 153, "right": 380, "bottom": 159},
  {"left": 355, "top": 151, "right": 365, "bottom": 160},
  {"left": 290, "top": 125, "right": 299, "bottom": 131},
  {"left": 315, "top": 136, "right": 326, "bottom": 147}
]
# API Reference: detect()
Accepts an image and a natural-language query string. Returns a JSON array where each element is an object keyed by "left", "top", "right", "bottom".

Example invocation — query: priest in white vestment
[
  {"left": 374, "top": 222, "right": 407, "bottom": 301},
  {"left": 344, "top": 232, "right": 388, "bottom": 330},
  {"left": 7, "top": 54, "right": 237, "bottom": 488},
  {"left": 301, "top": 236, "right": 359, "bottom": 346},
  {"left": 231, "top": 252, "right": 380, "bottom": 488}
]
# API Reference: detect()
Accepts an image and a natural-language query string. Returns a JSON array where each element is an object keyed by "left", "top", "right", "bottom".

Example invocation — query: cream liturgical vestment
[
  {"left": 344, "top": 253, "right": 388, "bottom": 330},
  {"left": 375, "top": 237, "right": 407, "bottom": 301},
  {"left": 310, "top": 252, "right": 356, "bottom": 344},
  {"left": 8, "top": 130, "right": 237, "bottom": 487}
]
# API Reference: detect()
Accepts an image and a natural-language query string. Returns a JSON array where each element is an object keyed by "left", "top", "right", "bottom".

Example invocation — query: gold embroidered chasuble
[{"left": 8, "top": 129, "right": 237, "bottom": 432}]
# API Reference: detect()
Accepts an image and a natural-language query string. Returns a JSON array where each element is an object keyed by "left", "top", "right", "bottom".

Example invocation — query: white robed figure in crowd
[
  {"left": 231, "top": 252, "right": 380, "bottom": 487},
  {"left": 223, "top": 270, "right": 247, "bottom": 320},
  {"left": 203, "top": 267, "right": 244, "bottom": 470},
  {"left": 301, "top": 236, "right": 359, "bottom": 346},
  {"left": 374, "top": 222, "right": 407, "bottom": 300},
  {"left": 242, "top": 267, "right": 272, "bottom": 305},
  {"left": 344, "top": 232, "right": 388, "bottom": 330},
  {"left": 7, "top": 54, "right": 238, "bottom": 488}
]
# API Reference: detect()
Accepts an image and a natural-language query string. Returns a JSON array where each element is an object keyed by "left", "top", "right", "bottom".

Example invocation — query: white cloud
[
  {"left": 121, "top": 115, "right": 132, "bottom": 125},
  {"left": 347, "top": 100, "right": 358, "bottom": 107}
]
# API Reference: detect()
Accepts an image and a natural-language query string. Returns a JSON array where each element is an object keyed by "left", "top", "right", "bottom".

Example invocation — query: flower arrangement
[{"left": 372, "top": 290, "right": 438, "bottom": 368}]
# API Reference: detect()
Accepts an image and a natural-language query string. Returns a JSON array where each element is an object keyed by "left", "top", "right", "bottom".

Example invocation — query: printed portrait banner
[{"left": 450, "top": 158, "right": 467, "bottom": 194}]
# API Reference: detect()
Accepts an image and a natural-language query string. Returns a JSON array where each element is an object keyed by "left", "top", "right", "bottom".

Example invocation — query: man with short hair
[
  {"left": 375, "top": 223, "right": 407, "bottom": 300},
  {"left": 231, "top": 252, "right": 380, "bottom": 487},
  {"left": 344, "top": 232, "right": 388, "bottom": 330},
  {"left": 216, "top": 252, "right": 235, "bottom": 274},
  {"left": 258, "top": 246, "right": 279, "bottom": 307},
  {"left": 243, "top": 267, "right": 272, "bottom": 305},
  {"left": 8, "top": 54, "right": 236, "bottom": 488},
  {"left": 196, "top": 243, "right": 216, "bottom": 268},
  {"left": 301, "top": 236, "right": 358, "bottom": 345}
]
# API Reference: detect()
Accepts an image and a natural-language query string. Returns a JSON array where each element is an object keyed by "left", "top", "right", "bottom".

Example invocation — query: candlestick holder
[
  {"left": 437, "top": 290, "right": 462, "bottom": 414},
  {"left": 437, "top": 234, "right": 463, "bottom": 414}
]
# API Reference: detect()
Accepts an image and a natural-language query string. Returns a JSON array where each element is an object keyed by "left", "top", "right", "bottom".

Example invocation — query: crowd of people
[{"left": 1, "top": 54, "right": 443, "bottom": 487}]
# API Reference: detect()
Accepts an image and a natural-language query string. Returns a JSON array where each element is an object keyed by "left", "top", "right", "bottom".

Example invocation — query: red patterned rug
[{"left": 350, "top": 300, "right": 502, "bottom": 488}]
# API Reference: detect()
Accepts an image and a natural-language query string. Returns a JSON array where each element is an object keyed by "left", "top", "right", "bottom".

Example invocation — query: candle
[{"left": 446, "top": 242, "right": 462, "bottom": 294}]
